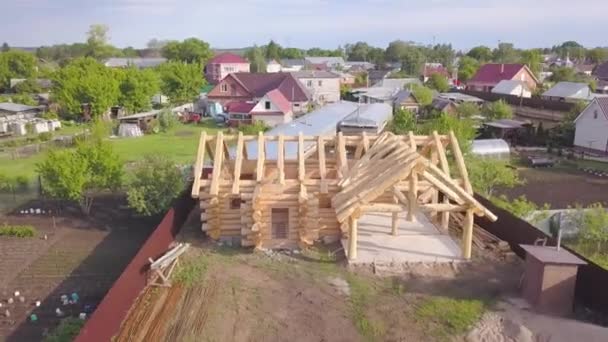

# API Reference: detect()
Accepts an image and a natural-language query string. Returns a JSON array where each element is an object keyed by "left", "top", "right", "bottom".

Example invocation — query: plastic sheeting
[
  {"left": 118, "top": 123, "right": 144, "bottom": 138},
  {"left": 471, "top": 139, "right": 510, "bottom": 159}
]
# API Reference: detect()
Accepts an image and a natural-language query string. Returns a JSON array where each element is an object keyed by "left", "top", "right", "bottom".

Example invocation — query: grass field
[{"left": 0, "top": 120, "right": 226, "bottom": 181}]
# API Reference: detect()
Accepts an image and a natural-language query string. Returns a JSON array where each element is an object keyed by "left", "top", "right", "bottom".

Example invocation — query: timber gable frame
[{"left": 191, "top": 130, "right": 497, "bottom": 259}]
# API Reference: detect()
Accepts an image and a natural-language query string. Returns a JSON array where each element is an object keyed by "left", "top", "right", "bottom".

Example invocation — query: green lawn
[{"left": 0, "top": 121, "right": 226, "bottom": 181}]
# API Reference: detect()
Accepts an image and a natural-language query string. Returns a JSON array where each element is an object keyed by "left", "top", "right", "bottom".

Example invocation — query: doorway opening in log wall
[{"left": 271, "top": 208, "right": 289, "bottom": 239}]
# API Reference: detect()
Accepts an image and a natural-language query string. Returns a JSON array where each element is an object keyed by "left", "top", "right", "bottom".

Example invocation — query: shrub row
[{"left": 0, "top": 224, "right": 36, "bottom": 237}]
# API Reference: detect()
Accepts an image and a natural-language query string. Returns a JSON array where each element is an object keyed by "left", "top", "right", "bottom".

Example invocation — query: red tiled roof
[
  {"left": 230, "top": 72, "right": 311, "bottom": 102},
  {"left": 226, "top": 101, "right": 256, "bottom": 113},
  {"left": 208, "top": 52, "right": 248, "bottom": 64},
  {"left": 266, "top": 89, "right": 292, "bottom": 114},
  {"left": 468, "top": 63, "right": 525, "bottom": 84}
]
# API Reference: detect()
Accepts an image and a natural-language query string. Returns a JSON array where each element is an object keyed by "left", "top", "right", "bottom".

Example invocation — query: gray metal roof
[
  {"left": 372, "top": 78, "right": 421, "bottom": 89},
  {"left": 339, "top": 103, "right": 392, "bottom": 130},
  {"left": 244, "top": 101, "right": 360, "bottom": 160},
  {"left": 439, "top": 92, "right": 485, "bottom": 103},
  {"left": 0, "top": 102, "right": 41, "bottom": 113},
  {"left": 304, "top": 56, "right": 345, "bottom": 65},
  {"left": 291, "top": 70, "right": 340, "bottom": 79},
  {"left": 104, "top": 57, "right": 167, "bottom": 68},
  {"left": 484, "top": 119, "right": 528, "bottom": 129},
  {"left": 118, "top": 109, "right": 161, "bottom": 120},
  {"left": 542, "top": 82, "right": 591, "bottom": 99},
  {"left": 281, "top": 59, "right": 306, "bottom": 67},
  {"left": 352, "top": 87, "right": 399, "bottom": 102}
]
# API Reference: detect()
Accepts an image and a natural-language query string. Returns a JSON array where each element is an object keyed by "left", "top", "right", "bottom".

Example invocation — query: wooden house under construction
[{"left": 191, "top": 130, "right": 497, "bottom": 260}]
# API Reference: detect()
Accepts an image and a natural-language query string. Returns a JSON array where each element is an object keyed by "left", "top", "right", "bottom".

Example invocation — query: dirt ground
[
  {"left": 0, "top": 196, "right": 157, "bottom": 342},
  {"left": 498, "top": 166, "right": 608, "bottom": 209},
  {"left": 116, "top": 209, "right": 526, "bottom": 342}
]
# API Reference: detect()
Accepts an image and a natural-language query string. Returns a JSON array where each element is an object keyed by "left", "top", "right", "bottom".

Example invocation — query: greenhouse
[{"left": 471, "top": 139, "right": 511, "bottom": 159}]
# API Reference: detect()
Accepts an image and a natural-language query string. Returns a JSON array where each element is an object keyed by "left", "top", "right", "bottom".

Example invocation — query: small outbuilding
[{"left": 491, "top": 80, "right": 532, "bottom": 98}]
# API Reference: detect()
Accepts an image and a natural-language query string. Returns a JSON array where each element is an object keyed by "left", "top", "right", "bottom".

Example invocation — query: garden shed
[{"left": 192, "top": 130, "right": 497, "bottom": 260}]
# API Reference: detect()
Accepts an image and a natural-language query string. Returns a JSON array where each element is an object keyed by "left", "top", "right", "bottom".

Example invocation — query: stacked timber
[
  {"left": 243, "top": 187, "right": 263, "bottom": 248},
  {"left": 449, "top": 213, "right": 507, "bottom": 252}
]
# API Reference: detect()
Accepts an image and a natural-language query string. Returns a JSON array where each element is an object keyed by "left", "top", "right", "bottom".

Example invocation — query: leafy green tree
[
  {"left": 347, "top": 42, "right": 371, "bottom": 61},
  {"left": 418, "top": 114, "right": 477, "bottom": 151},
  {"left": 161, "top": 38, "right": 213, "bottom": 64},
  {"left": 467, "top": 157, "right": 521, "bottom": 197},
  {"left": 14, "top": 78, "right": 42, "bottom": 94},
  {"left": 493, "top": 42, "right": 519, "bottom": 63},
  {"left": 127, "top": 154, "right": 184, "bottom": 216},
  {"left": 411, "top": 84, "right": 434, "bottom": 107},
  {"left": 0, "top": 50, "right": 37, "bottom": 90},
  {"left": 467, "top": 46, "right": 493, "bottom": 62},
  {"left": 281, "top": 48, "right": 303, "bottom": 59},
  {"left": 265, "top": 40, "right": 282, "bottom": 61},
  {"left": 122, "top": 46, "right": 139, "bottom": 57},
  {"left": 245, "top": 46, "right": 267, "bottom": 72},
  {"left": 457, "top": 56, "right": 480, "bottom": 82},
  {"left": 85, "top": 24, "right": 115, "bottom": 60},
  {"left": 549, "top": 67, "right": 579, "bottom": 83},
  {"left": 116, "top": 67, "right": 159, "bottom": 113},
  {"left": 390, "top": 108, "right": 416, "bottom": 134},
  {"left": 426, "top": 73, "right": 450, "bottom": 92},
  {"left": 401, "top": 48, "right": 425, "bottom": 76},
  {"left": 579, "top": 203, "right": 608, "bottom": 254},
  {"left": 429, "top": 44, "right": 455, "bottom": 69},
  {"left": 385, "top": 40, "right": 411, "bottom": 62},
  {"left": 587, "top": 48, "right": 608, "bottom": 64},
  {"left": 455, "top": 102, "right": 481, "bottom": 119},
  {"left": 1, "top": 43, "right": 9, "bottom": 52},
  {"left": 37, "top": 125, "right": 123, "bottom": 214},
  {"left": 520, "top": 49, "right": 542, "bottom": 77},
  {"left": 158, "top": 61, "right": 205, "bottom": 104},
  {"left": 306, "top": 47, "right": 343, "bottom": 57},
  {"left": 483, "top": 100, "right": 513, "bottom": 120},
  {"left": 52, "top": 57, "right": 120, "bottom": 117},
  {"left": 368, "top": 47, "right": 386, "bottom": 66},
  {"left": 157, "top": 108, "right": 178, "bottom": 132},
  {"left": 10, "top": 93, "right": 36, "bottom": 106}
]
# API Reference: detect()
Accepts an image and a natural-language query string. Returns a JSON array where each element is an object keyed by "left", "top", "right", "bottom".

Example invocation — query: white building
[
  {"left": 266, "top": 59, "right": 282, "bottom": 73},
  {"left": 574, "top": 97, "right": 608, "bottom": 154},
  {"left": 292, "top": 71, "right": 340, "bottom": 104},
  {"left": 491, "top": 80, "right": 532, "bottom": 98}
]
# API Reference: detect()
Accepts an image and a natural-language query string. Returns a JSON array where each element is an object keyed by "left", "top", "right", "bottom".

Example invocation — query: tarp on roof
[{"left": 339, "top": 103, "right": 392, "bottom": 130}]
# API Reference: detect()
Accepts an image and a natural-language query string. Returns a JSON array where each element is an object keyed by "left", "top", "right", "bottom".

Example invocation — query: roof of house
[
  {"left": 439, "top": 92, "right": 485, "bottom": 104},
  {"left": 491, "top": 80, "right": 529, "bottom": 95},
  {"left": 265, "top": 89, "right": 292, "bottom": 114},
  {"left": 208, "top": 52, "right": 248, "bottom": 64},
  {"left": 484, "top": 119, "right": 529, "bottom": 129},
  {"left": 368, "top": 70, "right": 392, "bottom": 80},
  {"left": 542, "top": 82, "right": 591, "bottom": 100},
  {"left": 0, "top": 102, "right": 41, "bottom": 113},
  {"left": 305, "top": 56, "right": 345, "bottom": 65},
  {"left": 291, "top": 70, "right": 340, "bottom": 79},
  {"left": 352, "top": 87, "right": 400, "bottom": 102},
  {"left": 338, "top": 103, "right": 392, "bottom": 130},
  {"left": 281, "top": 59, "right": 306, "bottom": 67},
  {"left": 228, "top": 72, "right": 311, "bottom": 102},
  {"left": 104, "top": 57, "right": 166, "bottom": 68},
  {"left": 393, "top": 90, "right": 416, "bottom": 105},
  {"left": 431, "top": 98, "right": 455, "bottom": 111},
  {"left": 574, "top": 97, "right": 608, "bottom": 122},
  {"left": 468, "top": 63, "right": 534, "bottom": 84},
  {"left": 594, "top": 61, "right": 608, "bottom": 79},
  {"left": 575, "top": 64, "right": 595, "bottom": 73},
  {"left": 226, "top": 101, "right": 256, "bottom": 113},
  {"left": 345, "top": 61, "right": 375, "bottom": 69},
  {"left": 372, "top": 78, "right": 421, "bottom": 89}
]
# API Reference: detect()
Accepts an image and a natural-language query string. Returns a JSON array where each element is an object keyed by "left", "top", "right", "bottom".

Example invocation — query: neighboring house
[
  {"left": 280, "top": 59, "right": 306, "bottom": 72},
  {"left": 338, "top": 103, "right": 392, "bottom": 135},
  {"left": 491, "top": 80, "right": 532, "bottom": 98},
  {"left": 292, "top": 71, "right": 340, "bottom": 104},
  {"left": 207, "top": 72, "right": 311, "bottom": 115},
  {"left": 431, "top": 98, "right": 458, "bottom": 115},
  {"left": 368, "top": 70, "right": 392, "bottom": 87},
  {"left": 575, "top": 64, "right": 595, "bottom": 76},
  {"left": 104, "top": 57, "right": 167, "bottom": 69},
  {"left": 439, "top": 92, "right": 485, "bottom": 105},
  {"left": 204, "top": 53, "right": 250, "bottom": 84},
  {"left": 593, "top": 61, "right": 608, "bottom": 81},
  {"left": 337, "top": 72, "right": 356, "bottom": 86},
  {"left": 421, "top": 63, "right": 450, "bottom": 83},
  {"left": 372, "top": 78, "right": 421, "bottom": 89},
  {"left": 352, "top": 87, "right": 400, "bottom": 104},
  {"left": 542, "top": 82, "right": 592, "bottom": 102},
  {"left": 304, "top": 57, "right": 346, "bottom": 70},
  {"left": 392, "top": 90, "right": 420, "bottom": 113},
  {"left": 573, "top": 97, "right": 608, "bottom": 154},
  {"left": 0, "top": 102, "right": 42, "bottom": 118},
  {"left": 345, "top": 61, "right": 375, "bottom": 71},
  {"left": 467, "top": 63, "right": 539, "bottom": 92},
  {"left": 597, "top": 80, "right": 608, "bottom": 95},
  {"left": 266, "top": 59, "right": 282, "bottom": 73},
  {"left": 226, "top": 90, "right": 294, "bottom": 127}
]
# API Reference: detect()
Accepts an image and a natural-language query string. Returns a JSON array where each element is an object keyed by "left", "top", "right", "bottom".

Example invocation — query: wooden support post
[
  {"left": 348, "top": 216, "right": 358, "bottom": 260},
  {"left": 209, "top": 132, "right": 224, "bottom": 196},
  {"left": 191, "top": 131, "right": 207, "bottom": 198},
  {"left": 462, "top": 209, "right": 474, "bottom": 259},
  {"left": 433, "top": 131, "right": 451, "bottom": 231},
  {"left": 391, "top": 212, "right": 398, "bottom": 236},
  {"left": 278, "top": 134, "right": 285, "bottom": 184},
  {"left": 298, "top": 132, "right": 305, "bottom": 182},
  {"left": 231, "top": 132, "right": 244, "bottom": 195},
  {"left": 256, "top": 132, "right": 265, "bottom": 182},
  {"left": 407, "top": 171, "right": 418, "bottom": 222}
]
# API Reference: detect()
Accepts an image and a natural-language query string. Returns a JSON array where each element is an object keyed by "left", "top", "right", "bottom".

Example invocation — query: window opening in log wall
[{"left": 271, "top": 208, "right": 289, "bottom": 239}]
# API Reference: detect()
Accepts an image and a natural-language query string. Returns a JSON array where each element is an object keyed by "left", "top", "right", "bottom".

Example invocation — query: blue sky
[{"left": 3, "top": 0, "right": 608, "bottom": 50}]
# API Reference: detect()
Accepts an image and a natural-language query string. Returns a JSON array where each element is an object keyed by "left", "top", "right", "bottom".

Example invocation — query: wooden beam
[
  {"left": 392, "top": 186, "right": 409, "bottom": 206},
  {"left": 317, "top": 136, "right": 327, "bottom": 193},
  {"left": 231, "top": 132, "right": 244, "bottom": 195},
  {"left": 420, "top": 204, "right": 469, "bottom": 212},
  {"left": 434, "top": 131, "right": 451, "bottom": 231},
  {"left": 209, "top": 132, "right": 224, "bottom": 196},
  {"left": 348, "top": 216, "right": 358, "bottom": 260},
  {"left": 337, "top": 132, "right": 348, "bottom": 178},
  {"left": 298, "top": 132, "right": 305, "bottom": 181},
  {"left": 361, "top": 203, "right": 406, "bottom": 213},
  {"left": 462, "top": 209, "right": 474, "bottom": 259},
  {"left": 407, "top": 170, "right": 418, "bottom": 222},
  {"left": 391, "top": 212, "right": 399, "bottom": 236},
  {"left": 191, "top": 131, "right": 207, "bottom": 198},
  {"left": 408, "top": 131, "right": 416, "bottom": 150},
  {"left": 256, "top": 132, "right": 265, "bottom": 182},
  {"left": 278, "top": 134, "right": 285, "bottom": 184},
  {"left": 449, "top": 131, "right": 473, "bottom": 194}
]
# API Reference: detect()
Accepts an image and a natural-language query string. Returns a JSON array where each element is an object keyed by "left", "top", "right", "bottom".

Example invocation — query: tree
[
  {"left": 265, "top": 40, "right": 282, "bottom": 61},
  {"left": 0, "top": 50, "right": 37, "bottom": 90},
  {"left": 520, "top": 49, "right": 542, "bottom": 77},
  {"left": 122, "top": 47, "right": 139, "bottom": 57},
  {"left": 1, "top": 43, "right": 9, "bottom": 52},
  {"left": 161, "top": 38, "right": 213, "bottom": 64},
  {"left": 578, "top": 203, "right": 608, "bottom": 254},
  {"left": 457, "top": 56, "right": 480, "bottom": 82},
  {"left": 549, "top": 67, "right": 579, "bottom": 83},
  {"left": 411, "top": 84, "right": 433, "bottom": 107},
  {"left": 147, "top": 39, "right": 170, "bottom": 50},
  {"left": 245, "top": 46, "right": 267, "bottom": 73},
  {"left": 281, "top": 47, "right": 303, "bottom": 59},
  {"left": 385, "top": 40, "right": 411, "bottom": 62},
  {"left": 426, "top": 73, "right": 450, "bottom": 92},
  {"left": 347, "top": 42, "right": 371, "bottom": 61},
  {"left": 400, "top": 47, "right": 425, "bottom": 76},
  {"left": 455, "top": 102, "right": 481, "bottom": 119},
  {"left": 467, "top": 157, "right": 521, "bottom": 197},
  {"left": 390, "top": 109, "right": 416, "bottom": 134},
  {"left": 587, "top": 48, "right": 608, "bottom": 64},
  {"left": 368, "top": 47, "right": 386, "bottom": 66},
  {"left": 467, "top": 46, "right": 493, "bottom": 62},
  {"left": 10, "top": 93, "right": 37, "bottom": 106},
  {"left": 418, "top": 114, "right": 477, "bottom": 151},
  {"left": 493, "top": 42, "right": 519, "bottom": 63},
  {"left": 85, "top": 24, "right": 114, "bottom": 60},
  {"left": 483, "top": 100, "right": 513, "bottom": 120},
  {"left": 158, "top": 61, "right": 205, "bottom": 104},
  {"left": 52, "top": 57, "right": 120, "bottom": 117},
  {"left": 14, "top": 78, "right": 41, "bottom": 94},
  {"left": 127, "top": 155, "right": 184, "bottom": 216},
  {"left": 429, "top": 44, "right": 455, "bottom": 69},
  {"left": 116, "top": 67, "right": 159, "bottom": 113},
  {"left": 37, "top": 123, "right": 123, "bottom": 214}
]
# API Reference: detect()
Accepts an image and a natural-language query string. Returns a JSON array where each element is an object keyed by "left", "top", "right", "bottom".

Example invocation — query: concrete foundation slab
[{"left": 342, "top": 212, "right": 464, "bottom": 264}]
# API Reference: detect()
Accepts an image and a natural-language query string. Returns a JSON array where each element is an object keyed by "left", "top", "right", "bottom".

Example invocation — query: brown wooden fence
[
  {"left": 74, "top": 193, "right": 195, "bottom": 342},
  {"left": 462, "top": 90, "right": 576, "bottom": 112},
  {"left": 475, "top": 195, "right": 608, "bottom": 315}
]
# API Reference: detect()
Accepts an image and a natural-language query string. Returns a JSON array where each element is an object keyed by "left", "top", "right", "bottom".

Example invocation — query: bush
[
  {"left": 237, "top": 121, "right": 269, "bottom": 135},
  {"left": 39, "top": 132, "right": 53, "bottom": 142},
  {"left": 44, "top": 317, "right": 85, "bottom": 342},
  {"left": 157, "top": 109, "right": 178, "bottom": 132},
  {"left": 0, "top": 224, "right": 36, "bottom": 237},
  {"left": 41, "top": 111, "right": 59, "bottom": 120}
]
